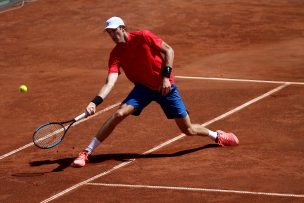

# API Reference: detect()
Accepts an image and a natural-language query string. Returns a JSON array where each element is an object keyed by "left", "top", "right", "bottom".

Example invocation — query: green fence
[{"left": 0, "top": 0, "right": 26, "bottom": 13}]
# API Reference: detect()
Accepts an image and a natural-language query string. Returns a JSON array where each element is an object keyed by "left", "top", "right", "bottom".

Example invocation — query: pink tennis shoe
[
  {"left": 72, "top": 151, "right": 89, "bottom": 167},
  {"left": 216, "top": 130, "right": 239, "bottom": 146}
]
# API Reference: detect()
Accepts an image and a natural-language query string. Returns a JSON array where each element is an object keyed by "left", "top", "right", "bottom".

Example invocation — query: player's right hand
[{"left": 86, "top": 102, "right": 97, "bottom": 116}]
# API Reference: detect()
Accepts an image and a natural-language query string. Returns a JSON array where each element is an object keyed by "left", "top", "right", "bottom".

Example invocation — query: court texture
[{"left": 0, "top": 0, "right": 304, "bottom": 202}]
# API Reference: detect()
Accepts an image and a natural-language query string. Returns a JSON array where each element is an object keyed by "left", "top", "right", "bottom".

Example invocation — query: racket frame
[{"left": 32, "top": 113, "right": 86, "bottom": 149}]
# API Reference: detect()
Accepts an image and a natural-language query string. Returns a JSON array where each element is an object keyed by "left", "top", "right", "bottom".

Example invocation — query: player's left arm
[
  {"left": 159, "top": 41, "right": 174, "bottom": 96},
  {"left": 86, "top": 72, "right": 119, "bottom": 116}
]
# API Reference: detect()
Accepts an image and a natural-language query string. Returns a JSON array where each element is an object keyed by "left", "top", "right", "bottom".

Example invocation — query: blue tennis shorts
[{"left": 122, "top": 83, "right": 188, "bottom": 119}]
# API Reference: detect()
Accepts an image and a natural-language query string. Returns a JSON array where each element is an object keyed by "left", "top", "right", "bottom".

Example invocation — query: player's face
[{"left": 106, "top": 27, "right": 126, "bottom": 44}]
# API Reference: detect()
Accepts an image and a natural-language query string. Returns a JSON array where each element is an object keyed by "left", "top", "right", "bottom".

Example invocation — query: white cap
[{"left": 104, "top": 16, "right": 125, "bottom": 30}]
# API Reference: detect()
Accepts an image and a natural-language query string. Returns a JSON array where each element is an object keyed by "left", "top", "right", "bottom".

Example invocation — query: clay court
[{"left": 1, "top": 0, "right": 304, "bottom": 202}]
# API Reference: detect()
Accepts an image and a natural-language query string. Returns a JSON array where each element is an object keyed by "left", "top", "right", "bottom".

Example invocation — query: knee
[
  {"left": 113, "top": 110, "right": 127, "bottom": 120},
  {"left": 113, "top": 108, "right": 132, "bottom": 121},
  {"left": 112, "top": 104, "right": 134, "bottom": 120}
]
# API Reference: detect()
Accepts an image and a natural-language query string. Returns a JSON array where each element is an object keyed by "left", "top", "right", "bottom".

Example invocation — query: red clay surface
[{"left": 0, "top": 1, "right": 304, "bottom": 202}]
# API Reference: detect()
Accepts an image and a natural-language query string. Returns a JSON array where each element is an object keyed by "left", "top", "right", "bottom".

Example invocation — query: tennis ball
[{"left": 19, "top": 85, "right": 28, "bottom": 93}]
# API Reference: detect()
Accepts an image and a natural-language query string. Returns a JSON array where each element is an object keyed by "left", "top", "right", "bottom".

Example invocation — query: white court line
[
  {"left": 40, "top": 83, "right": 289, "bottom": 203},
  {"left": 0, "top": 103, "right": 120, "bottom": 160},
  {"left": 202, "top": 83, "right": 289, "bottom": 126},
  {"left": 86, "top": 182, "right": 304, "bottom": 198},
  {"left": 176, "top": 75, "right": 304, "bottom": 85}
]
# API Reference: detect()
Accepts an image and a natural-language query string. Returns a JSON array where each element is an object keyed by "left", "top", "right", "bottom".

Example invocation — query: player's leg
[
  {"left": 159, "top": 84, "right": 239, "bottom": 146},
  {"left": 87, "top": 103, "right": 135, "bottom": 153},
  {"left": 72, "top": 104, "right": 135, "bottom": 167},
  {"left": 95, "top": 104, "right": 135, "bottom": 143},
  {"left": 72, "top": 84, "right": 152, "bottom": 167},
  {"left": 174, "top": 115, "right": 221, "bottom": 142},
  {"left": 174, "top": 115, "right": 209, "bottom": 136},
  {"left": 84, "top": 104, "right": 135, "bottom": 154},
  {"left": 175, "top": 115, "right": 239, "bottom": 146}
]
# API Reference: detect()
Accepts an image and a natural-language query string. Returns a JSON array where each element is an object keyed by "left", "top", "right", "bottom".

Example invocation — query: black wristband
[
  {"left": 162, "top": 66, "right": 172, "bottom": 78},
  {"left": 91, "top": 96, "right": 103, "bottom": 106}
]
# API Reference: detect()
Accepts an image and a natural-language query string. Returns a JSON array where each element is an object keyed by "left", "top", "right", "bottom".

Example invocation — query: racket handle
[{"left": 74, "top": 113, "right": 86, "bottom": 121}]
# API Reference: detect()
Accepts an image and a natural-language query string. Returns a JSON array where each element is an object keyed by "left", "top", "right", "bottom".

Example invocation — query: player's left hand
[
  {"left": 86, "top": 102, "right": 97, "bottom": 116},
  {"left": 159, "top": 77, "right": 171, "bottom": 96}
]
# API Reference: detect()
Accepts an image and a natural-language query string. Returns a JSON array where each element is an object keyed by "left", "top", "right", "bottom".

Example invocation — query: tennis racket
[{"left": 33, "top": 113, "right": 86, "bottom": 149}]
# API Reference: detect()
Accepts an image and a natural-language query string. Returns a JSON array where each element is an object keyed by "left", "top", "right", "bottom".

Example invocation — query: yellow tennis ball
[{"left": 19, "top": 85, "right": 28, "bottom": 93}]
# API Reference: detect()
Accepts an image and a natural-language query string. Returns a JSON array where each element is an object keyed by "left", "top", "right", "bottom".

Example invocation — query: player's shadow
[
  {"left": 90, "top": 143, "right": 219, "bottom": 163},
  {"left": 29, "top": 144, "right": 219, "bottom": 172},
  {"left": 29, "top": 157, "right": 74, "bottom": 172}
]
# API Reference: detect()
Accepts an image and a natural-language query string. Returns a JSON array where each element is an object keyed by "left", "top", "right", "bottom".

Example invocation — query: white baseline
[{"left": 176, "top": 75, "right": 304, "bottom": 85}]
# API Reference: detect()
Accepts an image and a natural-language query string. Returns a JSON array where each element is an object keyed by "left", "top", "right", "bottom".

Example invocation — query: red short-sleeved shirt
[{"left": 108, "top": 30, "right": 174, "bottom": 90}]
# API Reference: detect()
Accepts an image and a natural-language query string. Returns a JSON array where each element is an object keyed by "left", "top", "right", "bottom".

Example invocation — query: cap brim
[{"left": 104, "top": 25, "right": 120, "bottom": 31}]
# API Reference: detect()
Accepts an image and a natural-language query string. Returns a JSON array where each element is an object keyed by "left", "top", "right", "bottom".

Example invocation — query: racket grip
[{"left": 74, "top": 113, "right": 86, "bottom": 121}]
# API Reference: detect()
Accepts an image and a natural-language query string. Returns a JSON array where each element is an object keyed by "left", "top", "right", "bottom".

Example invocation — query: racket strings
[{"left": 33, "top": 123, "right": 66, "bottom": 148}]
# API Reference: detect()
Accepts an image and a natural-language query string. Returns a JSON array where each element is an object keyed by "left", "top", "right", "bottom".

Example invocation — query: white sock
[
  {"left": 85, "top": 137, "right": 101, "bottom": 154},
  {"left": 208, "top": 130, "right": 218, "bottom": 140}
]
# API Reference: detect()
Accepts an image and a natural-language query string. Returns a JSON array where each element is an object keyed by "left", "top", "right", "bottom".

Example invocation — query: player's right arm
[{"left": 86, "top": 72, "right": 119, "bottom": 116}]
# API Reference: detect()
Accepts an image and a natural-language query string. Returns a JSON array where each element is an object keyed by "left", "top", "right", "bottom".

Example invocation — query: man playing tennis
[{"left": 72, "top": 16, "right": 239, "bottom": 167}]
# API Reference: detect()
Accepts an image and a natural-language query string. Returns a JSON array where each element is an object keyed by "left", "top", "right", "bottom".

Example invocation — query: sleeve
[
  {"left": 108, "top": 49, "right": 121, "bottom": 74},
  {"left": 142, "top": 30, "right": 163, "bottom": 51}
]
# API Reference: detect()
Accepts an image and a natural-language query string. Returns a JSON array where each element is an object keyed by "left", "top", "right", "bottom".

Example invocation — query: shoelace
[
  {"left": 76, "top": 152, "right": 88, "bottom": 160},
  {"left": 219, "top": 132, "right": 234, "bottom": 145}
]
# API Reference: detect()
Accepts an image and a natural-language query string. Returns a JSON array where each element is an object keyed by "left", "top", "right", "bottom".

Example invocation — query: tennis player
[{"left": 72, "top": 16, "right": 239, "bottom": 167}]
